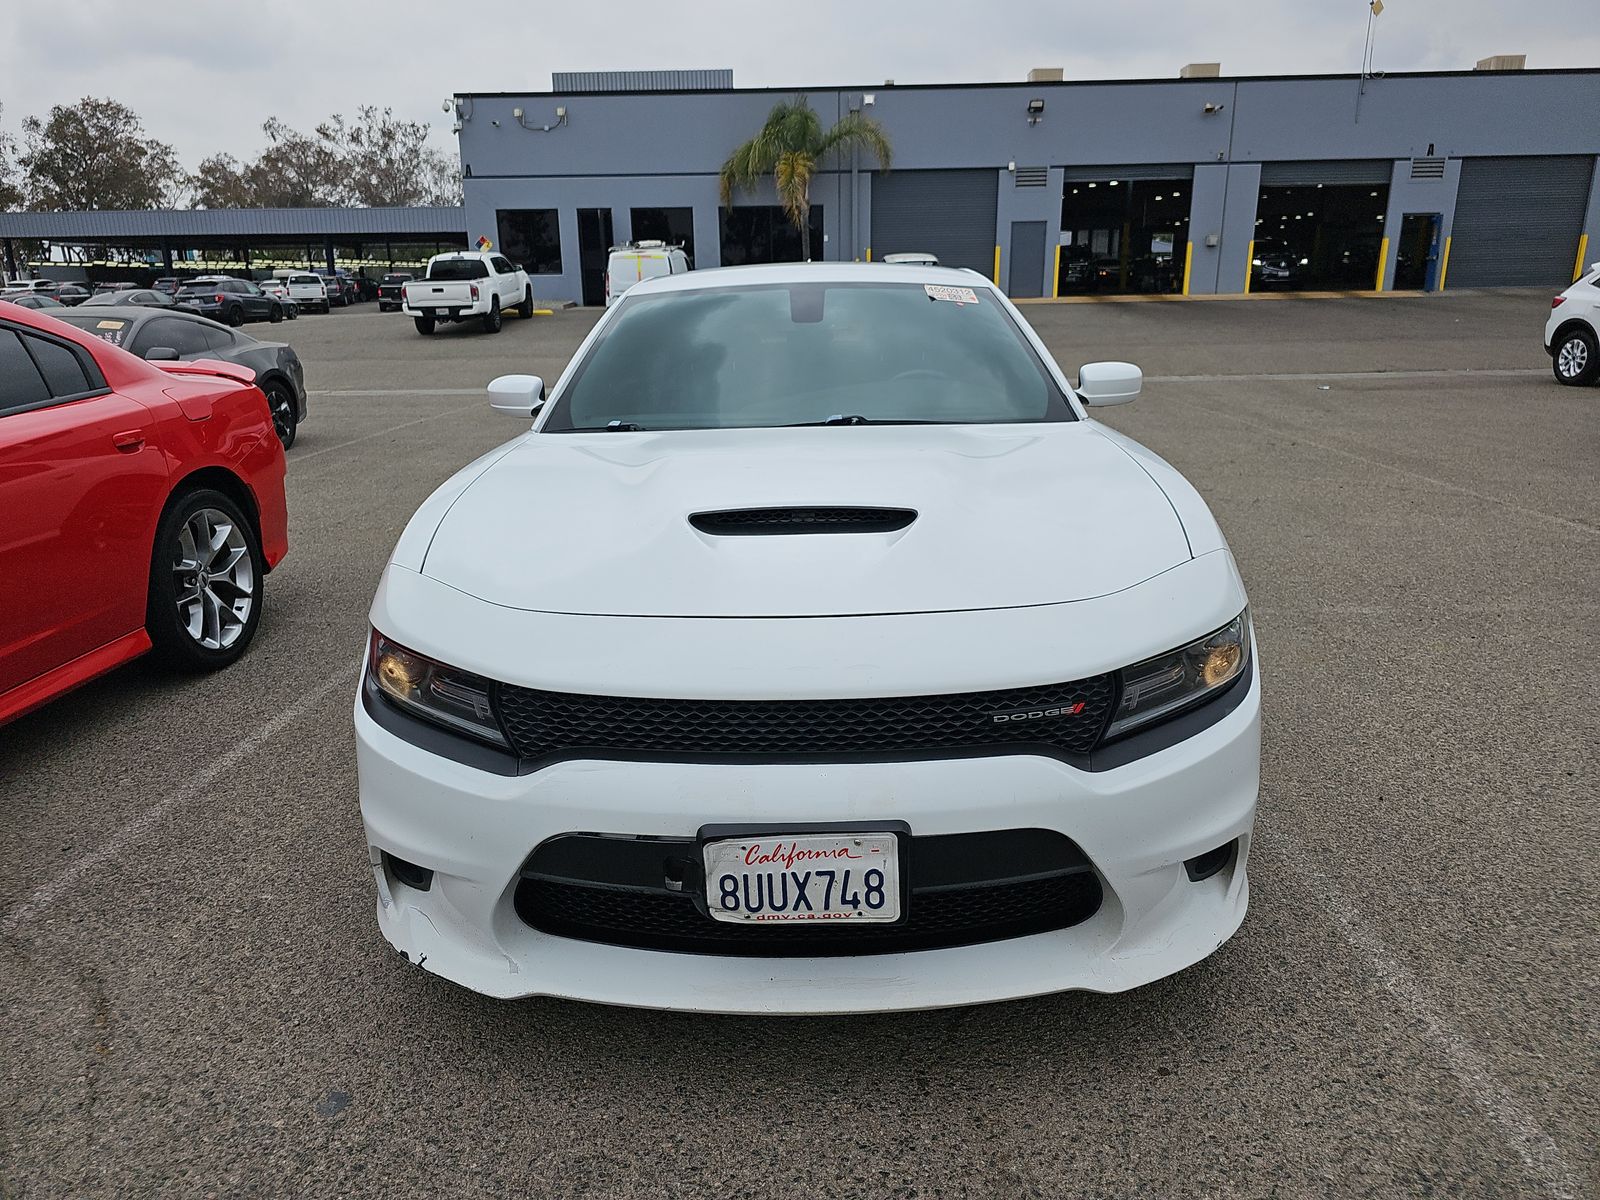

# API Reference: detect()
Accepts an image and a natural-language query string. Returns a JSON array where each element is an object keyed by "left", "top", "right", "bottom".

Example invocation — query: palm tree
[{"left": 718, "top": 97, "right": 892, "bottom": 262}]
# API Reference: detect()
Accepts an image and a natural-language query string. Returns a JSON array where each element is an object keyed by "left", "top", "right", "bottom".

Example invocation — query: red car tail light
[
  {"left": 1552, "top": 296, "right": 1566, "bottom": 309},
  {"left": 214, "top": 293, "right": 226, "bottom": 303},
  {"left": 470, "top": 283, "right": 480, "bottom": 301}
]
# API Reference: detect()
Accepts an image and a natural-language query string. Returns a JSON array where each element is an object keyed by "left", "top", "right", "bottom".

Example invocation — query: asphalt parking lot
[{"left": 2, "top": 288, "right": 1595, "bottom": 1199}]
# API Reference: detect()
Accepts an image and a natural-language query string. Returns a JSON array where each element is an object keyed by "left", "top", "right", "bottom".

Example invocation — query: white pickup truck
[{"left": 403, "top": 251, "right": 533, "bottom": 335}]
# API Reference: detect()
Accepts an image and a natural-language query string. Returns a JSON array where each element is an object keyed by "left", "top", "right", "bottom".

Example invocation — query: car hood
[{"left": 420, "top": 423, "right": 1193, "bottom": 617}]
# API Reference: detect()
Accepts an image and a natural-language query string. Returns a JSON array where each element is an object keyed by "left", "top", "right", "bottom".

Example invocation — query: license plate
[{"left": 702, "top": 833, "right": 901, "bottom": 924}]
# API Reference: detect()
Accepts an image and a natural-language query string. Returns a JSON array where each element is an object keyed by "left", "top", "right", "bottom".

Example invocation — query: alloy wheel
[
  {"left": 1557, "top": 336, "right": 1588, "bottom": 378},
  {"left": 172, "top": 508, "right": 255, "bottom": 650}
]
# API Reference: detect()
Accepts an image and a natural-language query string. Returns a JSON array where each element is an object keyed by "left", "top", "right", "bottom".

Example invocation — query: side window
[
  {"left": 492, "top": 256, "right": 515, "bottom": 275},
  {"left": 21, "top": 332, "right": 93, "bottom": 396},
  {"left": 0, "top": 329, "right": 51, "bottom": 413},
  {"left": 200, "top": 325, "right": 236, "bottom": 352},
  {"left": 131, "top": 317, "right": 213, "bottom": 358}
]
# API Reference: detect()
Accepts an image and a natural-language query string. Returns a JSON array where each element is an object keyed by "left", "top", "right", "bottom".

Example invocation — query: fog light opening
[
  {"left": 384, "top": 852, "right": 435, "bottom": 891},
  {"left": 1184, "top": 839, "right": 1236, "bottom": 883}
]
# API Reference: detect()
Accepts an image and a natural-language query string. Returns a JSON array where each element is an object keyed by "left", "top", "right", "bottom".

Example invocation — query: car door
[
  {"left": 492, "top": 256, "right": 520, "bottom": 306},
  {"left": 0, "top": 322, "right": 169, "bottom": 696}
]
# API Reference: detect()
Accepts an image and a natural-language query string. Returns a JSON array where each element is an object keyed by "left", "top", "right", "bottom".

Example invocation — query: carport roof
[{"left": 0, "top": 206, "right": 466, "bottom": 240}]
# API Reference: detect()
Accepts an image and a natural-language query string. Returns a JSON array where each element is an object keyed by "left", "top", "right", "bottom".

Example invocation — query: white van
[{"left": 605, "top": 241, "right": 690, "bottom": 305}]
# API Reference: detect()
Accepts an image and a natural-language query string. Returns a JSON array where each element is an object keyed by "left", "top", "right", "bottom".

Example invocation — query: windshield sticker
[
  {"left": 924, "top": 284, "right": 979, "bottom": 306},
  {"left": 96, "top": 319, "right": 126, "bottom": 330}
]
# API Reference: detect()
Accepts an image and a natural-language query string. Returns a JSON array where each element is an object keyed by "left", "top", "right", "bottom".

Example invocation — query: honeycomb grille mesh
[
  {"left": 515, "top": 871, "right": 1103, "bottom": 957},
  {"left": 495, "top": 674, "right": 1116, "bottom": 762}
]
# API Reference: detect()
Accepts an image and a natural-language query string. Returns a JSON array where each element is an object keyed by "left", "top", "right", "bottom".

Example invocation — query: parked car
[
  {"left": 5, "top": 294, "right": 65, "bottom": 310},
  {"left": 83, "top": 288, "right": 201, "bottom": 315},
  {"left": 1546, "top": 261, "right": 1600, "bottom": 386},
  {"left": 91, "top": 282, "right": 141, "bottom": 294},
  {"left": 152, "top": 277, "right": 183, "bottom": 295},
  {"left": 605, "top": 241, "right": 690, "bottom": 305},
  {"left": 173, "top": 277, "right": 286, "bottom": 327},
  {"left": 403, "top": 251, "right": 532, "bottom": 334},
  {"left": 54, "top": 306, "right": 308, "bottom": 449},
  {"left": 1, "top": 279, "right": 57, "bottom": 294},
  {"left": 881, "top": 252, "right": 940, "bottom": 266},
  {"left": 0, "top": 299, "right": 289, "bottom": 726},
  {"left": 377, "top": 272, "right": 414, "bottom": 312},
  {"left": 257, "top": 279, "right": 300, "bottom": 319},
  {"left": 46, "top": 283, "right": 95, "bottom": 306},
  {"left": 356, "top": 262, "right": 1259, "bottom": 1012},
  {"left": 283, "top": 273, "right": 330, "bottom": 314}
]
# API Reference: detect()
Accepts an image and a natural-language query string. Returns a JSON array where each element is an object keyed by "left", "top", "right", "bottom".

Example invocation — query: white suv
[
  {"left": 1546, "top": 262, "right": 1599, "bottom": 386},
  {"left": 284, "top": 273, "right": 331, "bottom": 314}
]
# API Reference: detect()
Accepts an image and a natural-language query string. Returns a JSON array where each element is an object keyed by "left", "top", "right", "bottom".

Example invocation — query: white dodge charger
[{"left": 355, "top": 263, "right": 1260, "bottom": 1014}]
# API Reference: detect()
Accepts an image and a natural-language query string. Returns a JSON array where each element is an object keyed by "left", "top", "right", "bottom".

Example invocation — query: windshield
[
  {"left": 543, "top": 282, "right": 1075, "bottom": 432},
  {"left": 426, "top": 258, "right": 489, "bottom": 281}
]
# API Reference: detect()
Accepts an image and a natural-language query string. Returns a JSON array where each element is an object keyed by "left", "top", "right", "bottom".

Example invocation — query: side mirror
[
  {"left": 143, "top": 346, "right": 180, "bottom": 361},
  {"left": 488, "top": 373, "right": 545, "bottom": 417},
  {"left": 1076, "top": 361, "right": 1142, "bottom": 407}
]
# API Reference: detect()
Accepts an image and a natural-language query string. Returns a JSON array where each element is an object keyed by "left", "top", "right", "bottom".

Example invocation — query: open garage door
[
  {"left": 871, "top": 169, "right": 997, "bottom": 275},
  {"left": 1059, "top": 166, "right": 1193, "bottom": 294},
  {"left": 1448, "top": 157, "right": 1593, "bottom": 288},
  {"left": 1254, "top": 161, "right": 1391, "bottom": 290}
]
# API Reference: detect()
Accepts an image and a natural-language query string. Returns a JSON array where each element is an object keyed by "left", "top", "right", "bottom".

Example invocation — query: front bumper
[{"left": 355, "top": 659, "right": 1259, "bottom": 1014}]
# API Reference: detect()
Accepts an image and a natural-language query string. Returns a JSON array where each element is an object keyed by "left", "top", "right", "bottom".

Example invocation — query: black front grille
[
  {"left": 496, "top": 674, "right": 1116, "bottom": 764},
  {"left": 515, "top": 829, "right": 1102, "bottom": 957}
]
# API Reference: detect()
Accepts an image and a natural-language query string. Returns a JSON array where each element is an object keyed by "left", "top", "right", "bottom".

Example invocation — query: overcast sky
[{"left": 2, "top": 0, "right": 1596, "bottom": 168}]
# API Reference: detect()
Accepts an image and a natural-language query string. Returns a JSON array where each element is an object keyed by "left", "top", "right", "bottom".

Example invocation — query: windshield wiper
[{"left": 780, "top": 415, "right": 942, "bottom": 427}]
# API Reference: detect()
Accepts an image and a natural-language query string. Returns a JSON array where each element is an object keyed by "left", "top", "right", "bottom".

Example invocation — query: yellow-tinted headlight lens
[
  {"left": 1201, "top": 641, "right": 1243, "bottom": 688},
  {"left": 375, "top": 648, "right": 424, "bottom": 699}
]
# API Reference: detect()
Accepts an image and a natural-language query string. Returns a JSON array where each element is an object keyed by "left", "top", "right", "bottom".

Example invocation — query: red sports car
[{"left": 0, "top": 300, "right": 289, "bottom": 725}]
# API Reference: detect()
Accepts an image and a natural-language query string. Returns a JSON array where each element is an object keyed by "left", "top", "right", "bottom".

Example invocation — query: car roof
[
  {"left": 53, "top": 305, "right": 231, "bottom": 327},
  {"left": 625, "top": 261, "right": 995, "bottom": 299}
]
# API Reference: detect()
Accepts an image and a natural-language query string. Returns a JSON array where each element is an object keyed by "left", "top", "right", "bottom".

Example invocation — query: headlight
[
  {"left": 366, "top": 630, "right": 508, "bottom": 748},
  {"left": 1104, "top": 612, "right": 1250, "bottom": 740}
]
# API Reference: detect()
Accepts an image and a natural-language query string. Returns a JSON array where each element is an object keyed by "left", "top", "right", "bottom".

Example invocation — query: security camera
[{"left": 442, "top": 99, "right": 454, "bottom": 113}]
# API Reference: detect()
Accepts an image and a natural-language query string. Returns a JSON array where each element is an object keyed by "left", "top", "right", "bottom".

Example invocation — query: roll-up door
[
  {"left": 1448, "top": 156, "right": 1593, "bottom": 288},
  {"left": 1258, "top": 160, "right": 1392, "bottom": 186},
  {"left": 1059, "top": 164, "right": 1195, "bottom": 182},
  {"left": 871, "top": 169, "right": 998, "bottom": 275}
]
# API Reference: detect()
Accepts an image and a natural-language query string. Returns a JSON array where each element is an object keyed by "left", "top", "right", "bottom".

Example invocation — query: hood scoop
[{"left": 689, "top": 506, "right": 917, "bottom": 536}]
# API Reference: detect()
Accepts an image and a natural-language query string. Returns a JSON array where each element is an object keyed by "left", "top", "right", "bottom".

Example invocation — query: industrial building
[
  {"left": 454, "top": 64, "right": 1600, "bottom": 304},
  {"left": 0, "top": 207, "right": 467, "bottom": 283}
]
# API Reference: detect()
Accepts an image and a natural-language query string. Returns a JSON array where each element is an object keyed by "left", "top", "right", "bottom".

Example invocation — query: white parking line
[
  {"left": 292, "top": 401, "right": 484, "bottom": 464},
  {"left": 1188, "top": 402, "right": 1597, "bottom": 536},
  {"left": 1144, "top": 368, "right": 1543, "bottom": 383},
  {"left": 0, "top": 665, "right": 359, "bottom": 938},
  {"left": 1274, "top": 829, "right": 1582, "bottom": 1200},
  {"left": 309, "top": 388, "right": 483, "bottom": 397}
]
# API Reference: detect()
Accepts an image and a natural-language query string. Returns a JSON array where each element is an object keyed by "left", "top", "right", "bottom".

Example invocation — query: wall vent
[
  {"left": 1410, "top": 156, "right": 1447, "bottom": 180},
  {"left": 1014, "top": 166, "right": 1049, "bottom": 187}
]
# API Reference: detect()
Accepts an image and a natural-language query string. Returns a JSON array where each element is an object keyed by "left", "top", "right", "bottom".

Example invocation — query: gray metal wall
[{"left": 457, "top": 71, "right": 1600, "bottom": 301}]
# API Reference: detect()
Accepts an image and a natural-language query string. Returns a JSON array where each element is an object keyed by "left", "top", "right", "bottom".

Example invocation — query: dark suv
[
  {"left": 317, "top": 272, "right": 358, "bottom": 307},
  {"left": 173, "top": 278, "right": 285, "bottom": 326}
]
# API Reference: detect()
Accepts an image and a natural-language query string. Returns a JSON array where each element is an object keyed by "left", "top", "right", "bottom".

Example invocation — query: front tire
[
  {"left": 1552, "top": 326, "right": 1598, "bottom": 386},
  {"left": 414, "top": 314, "right": 435, "bottom": 335},
  {"left": 146, "top": 489, "right": 264, "bottom": 672},
  {"left": 517, "top": 286, "right": 534, "bottom": 319},
  {"left": 482, "top": 296, "right": 502, "bottom": 334},
  {"left": 263, "top": 379, "right": 297, "bottom": 450}
]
